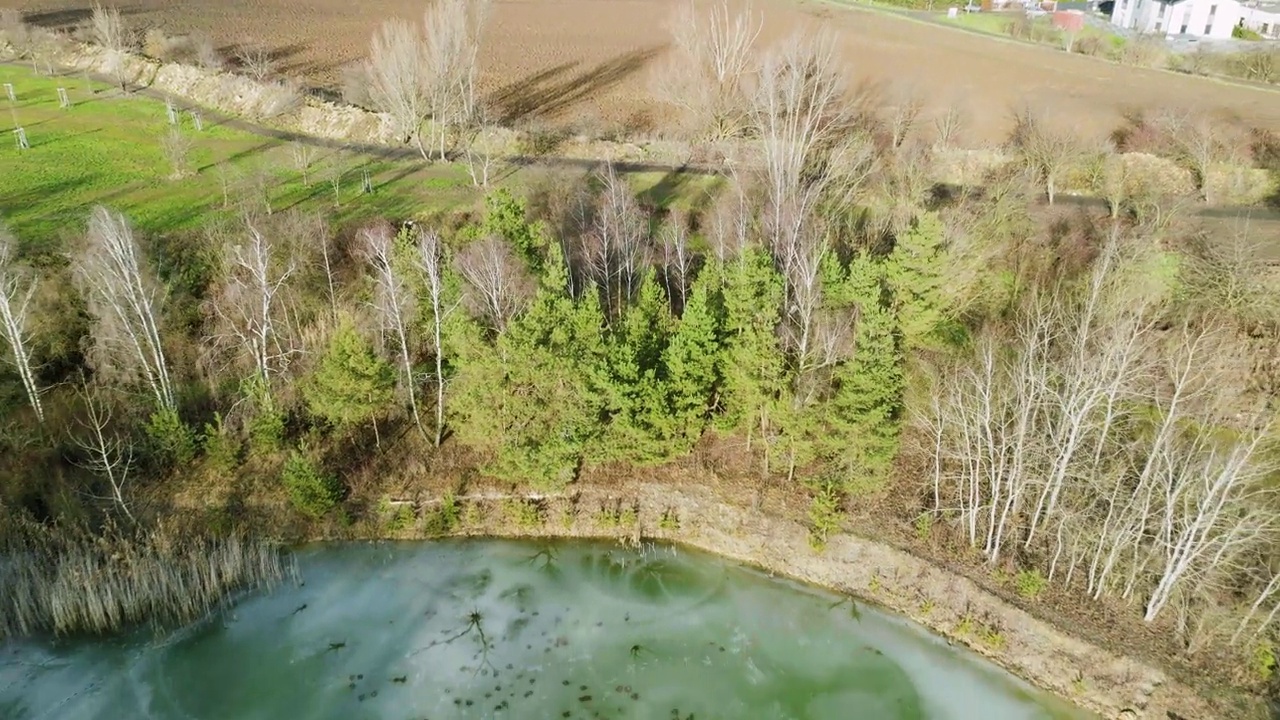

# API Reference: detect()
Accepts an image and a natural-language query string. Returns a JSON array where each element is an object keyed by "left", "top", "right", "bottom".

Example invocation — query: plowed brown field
[{"left": 14, "top": 0, "right": 1280, "bottom": 142}]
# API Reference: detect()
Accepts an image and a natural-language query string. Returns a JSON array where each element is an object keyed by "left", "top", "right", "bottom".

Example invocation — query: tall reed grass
[{"left": 0, "top": 523, "right": 292, "bottom": 638}]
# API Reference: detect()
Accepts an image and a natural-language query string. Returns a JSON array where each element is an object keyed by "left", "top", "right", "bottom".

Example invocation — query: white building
[{"left": 1110, "top": 0, "right": 1280, "bottom": 39}]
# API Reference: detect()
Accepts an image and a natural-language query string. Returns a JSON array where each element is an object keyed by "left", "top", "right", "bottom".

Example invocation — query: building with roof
[{"left": 1110, "top": 0, "right": 1280, "bottom": 39}]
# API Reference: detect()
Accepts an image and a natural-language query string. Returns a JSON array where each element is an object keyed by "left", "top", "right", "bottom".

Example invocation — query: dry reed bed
[{"left": 0, "top": 527, "right": 292, "bottom": 638}]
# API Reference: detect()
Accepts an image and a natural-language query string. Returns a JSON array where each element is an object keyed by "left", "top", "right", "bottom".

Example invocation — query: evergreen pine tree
[
  {"left": 303, "top": 318, "right": 396, "bottom": 434},
  {"left": 886, "top": 211, "right": 948, "bottom": 351},
  {"left": 661, "top": 274, "right": 721, "bottom": 450}
]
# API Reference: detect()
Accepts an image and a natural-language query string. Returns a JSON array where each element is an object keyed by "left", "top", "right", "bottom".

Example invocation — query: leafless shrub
[
  {"left": 0, "top": 9, "right": 31, "bottom": 56},
  {"left": 235, "top": 44, "right": 277, "bottom": 82},
  {"left": 142, "top": 27, "right": 200, "bottom": 63},
  {"left": 933, "top": 102, "right": 967, "bottom": 148},
  {"left": 1071, "top": 34, "right": 1106, "bottom": 58},
  {"left": 253, "top": 78, "right": 304, "bottom": 120},
  {"left": 1119, "top": 34, "right": 1167, "bottom": 69},
  {"left": 1179, "top": 228, "right": 1280, "bottom": 333},
  {"left": 1235, "top": 47, "right": 1278, "bottom": 84},
  {"left": 884, "top": 87, "right": 923, "bottom": 149},
  {"left": 160, "top": 127, "right": 193, "bottom": 180},
  {"left": 193, "top": 33, "right": 225, "bottom": 71},
  {"left": 1009, "top": 107, "right": 1084, "bottom": 205},
  {"left": 455, "top": 237, "right": 534, "bottom": 333},
  {"left": 652, "top": 0, "right": 760, "bottom": 140}
]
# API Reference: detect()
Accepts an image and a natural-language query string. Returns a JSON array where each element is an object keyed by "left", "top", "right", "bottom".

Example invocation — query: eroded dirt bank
[{"left": 344, "top": 480, "right": 1228, "bottom": 720}]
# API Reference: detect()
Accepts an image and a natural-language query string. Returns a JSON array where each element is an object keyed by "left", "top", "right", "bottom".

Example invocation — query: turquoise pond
[{"left": 0, "top": 540, "right": 1092, "bottom": 719}]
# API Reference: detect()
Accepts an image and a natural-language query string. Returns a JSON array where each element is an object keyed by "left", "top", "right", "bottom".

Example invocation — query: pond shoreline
[{"left": 356, "top": 481, "right": 1226, "bottom": 720}]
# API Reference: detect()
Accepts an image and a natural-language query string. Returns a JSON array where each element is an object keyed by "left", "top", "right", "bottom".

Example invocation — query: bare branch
[
  {"left": 360, "top": 221, "right": 423, "bottom": 436},
  {"left": 652, "top": 0, "right": 761, "bottom": 140},
  {"left": 0, "top": 222, "right": 43, "bottom": 422},
  {"left": 415, "top": 227, "right": 452, "bottom": 446},
  {"left": 70, "top": 382, "right": 136, "bottom": 523},
  {"left": 455, "top": 237, "right": 534, "bottom": 333}
]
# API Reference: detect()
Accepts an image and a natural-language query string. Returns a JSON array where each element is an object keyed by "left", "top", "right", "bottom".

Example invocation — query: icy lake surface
[{"left": 0, "top": 540, "right": 1090, "bottom": 719}]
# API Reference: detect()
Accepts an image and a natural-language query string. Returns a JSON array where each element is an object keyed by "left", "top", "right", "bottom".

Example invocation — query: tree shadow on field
[
  {"left": 487, "top": 46, "right": 663, "bottom": 126},
  {"left": 22, "top": 5, "right": 144, "bottom": 30}
]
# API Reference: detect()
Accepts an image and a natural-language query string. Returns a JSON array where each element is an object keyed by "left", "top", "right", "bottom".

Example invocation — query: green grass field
[
  {"left": 0, "top": 65, "right": 484, "bottom": 261},
  {"left": 0, "top": 65, "right": 727, "bottom": 265}
]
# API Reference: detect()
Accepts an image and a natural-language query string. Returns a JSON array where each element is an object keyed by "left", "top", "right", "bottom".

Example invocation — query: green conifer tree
[{"left": 303, "top": 318, "right": 396, "bottom": 438}]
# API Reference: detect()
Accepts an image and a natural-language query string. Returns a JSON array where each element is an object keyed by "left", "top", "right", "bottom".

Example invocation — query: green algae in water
[{"left": 0, "top": 540, "right": 1093, "bottom": 719}]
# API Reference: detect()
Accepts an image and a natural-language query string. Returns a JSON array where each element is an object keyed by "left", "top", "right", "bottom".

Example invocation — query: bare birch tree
[
  {"left": 289, "top": 140, "right": 317, "bottom": 187},
  {"left": 925, "top": 232, "right": 1280, "bottom": 627},
  {"left": 207, "top": 217, "right": 299, "bottom": 390},
  {"left": 583, "top": 165, "right": 650, "bottom": 321},
  {"left": 360, "top": 222, "right": 423, "bottom": 436},
  {"left": 91, "top": 2, "right": 131, "bottom": 93},
  {"left": 653, "top": 0, "right": 761, "bottom": 140},
  {"left": 455, "top": 237, "right": 534, "bottom": 333},
  {"left": 657, "top": 211, "right": 693, "bottom": 314},
  {"left": 416, "top": 228, "right": 452, "bottom": 446},
  {"left": 74, "top": 206, "right": 175, "bottom": 411},
  {"left": 365, "top": 18, "right": 430, "bottom": 156},
  {"left": 0, "top": 223, "right": 42, "bottom": 422},
  {"left": 423, "top": 0, "right": 489, "bottom": 160},
  {"left": 752, "top": 30, "right": 852, "bottom": 254},
  {"left": 71, "top": 381, "right": 136, "bottom": 523}
]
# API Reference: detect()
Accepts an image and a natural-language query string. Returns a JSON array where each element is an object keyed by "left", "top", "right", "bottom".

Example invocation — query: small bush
[
  {"left": 807, "top": 482, "right": 844, "bottom": 551},
  {"left": 1119, "top": 35, "right": 1167, "bottom": 68},
  {"left": 1253, "top": 643, "right": 1277, "bottom": 683},
  {"left": 914, "top": 513, "right": 932, "bottom": 541},
  {"left": 1015, "top": 568, "right": 1047, "bottom": 600},
  {"left": 1072, "top": 34, "right": 1106, "bottom": 57},
  {"left": 503, "top": 498, "right": 544, "bottom": 529},
  {"left": 281, "top": 450, "right": 340, "bottom": 517},
  {"left": 248, "top": 405, "right": 286, "bottom": 455},
  {"left": 201, "top": 413, "right": 239, "bottom": 473},
  {"left": 658, "top": 508, "right": 680, "bottom": 532},
  {"left": 377, "top": 497, "right": 414, "bottom": 533},
  {"left": 145, "top": 407, "right": 196, "bottom": 466},
  {"left": 424, "top": 491, "right": 460, "bottom": 536},
  {"left": 1233, "top": 25, "right": 1264, "bottom": 41}
]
